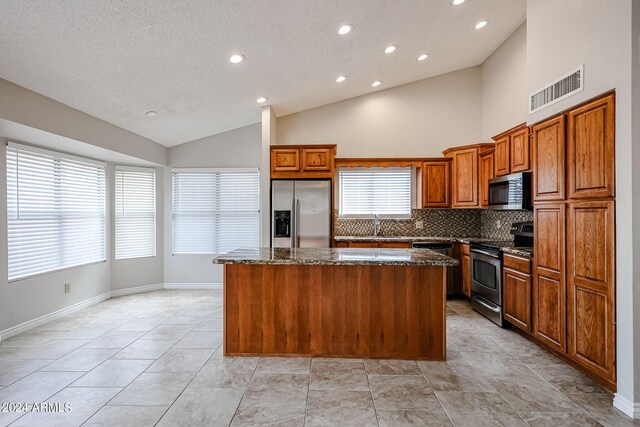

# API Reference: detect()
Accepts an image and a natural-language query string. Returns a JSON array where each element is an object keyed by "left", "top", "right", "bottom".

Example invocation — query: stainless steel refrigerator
[{"left": 271, "top": 180, "right": 331, "bottom": 248}]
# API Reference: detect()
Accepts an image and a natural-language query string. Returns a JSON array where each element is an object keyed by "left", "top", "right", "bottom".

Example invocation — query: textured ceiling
[{"left": 0, "top": 0, "right": 525, "bottom": 147}]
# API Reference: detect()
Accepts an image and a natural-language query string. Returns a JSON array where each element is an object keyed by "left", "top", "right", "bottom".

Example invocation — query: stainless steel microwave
[{"left": 488, "top": 172, "right": 532, "bottom": 210}]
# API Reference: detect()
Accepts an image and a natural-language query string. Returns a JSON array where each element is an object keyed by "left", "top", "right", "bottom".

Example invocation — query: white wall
[
  {"left": 480, "top": 24, "right": 528, "bottom": 140},
  {"left": 527, "top": 0, "right": 637, "bottom": 415},
  {"left": 164, "top": 123, "right": 261, "bottom": 285},
  {"left": 277, "top": 67, "right": 482, "bottom": 157}
]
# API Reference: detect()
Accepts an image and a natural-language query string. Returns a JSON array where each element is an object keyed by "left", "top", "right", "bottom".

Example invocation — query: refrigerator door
[
  {"left": 294, "top": 180, "right": 331, "bottom": 248},
  {"left": 271, "top": 180, "right": 294, "bottom": 248}
]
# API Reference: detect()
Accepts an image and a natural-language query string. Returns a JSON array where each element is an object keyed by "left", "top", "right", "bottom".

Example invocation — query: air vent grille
[{"left": 529, "top": 65, "right": 584, "bottom": 113}]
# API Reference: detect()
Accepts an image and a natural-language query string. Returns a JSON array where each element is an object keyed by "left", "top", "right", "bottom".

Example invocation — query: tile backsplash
[{"left": 334, "top": 209, "right": 533, "bottom": 240}]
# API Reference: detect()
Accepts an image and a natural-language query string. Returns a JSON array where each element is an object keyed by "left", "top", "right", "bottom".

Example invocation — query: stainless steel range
[{"left": 469, "top": 221, "right": 533, "bottom": 326}]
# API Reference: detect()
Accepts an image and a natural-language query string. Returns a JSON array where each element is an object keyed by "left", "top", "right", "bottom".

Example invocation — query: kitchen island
[{"left": 213, "top": 247, "right": 458, "bottom": 360}]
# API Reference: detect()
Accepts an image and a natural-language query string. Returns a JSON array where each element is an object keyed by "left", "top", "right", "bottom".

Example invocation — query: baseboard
[
  {"left": 111, "top": 283, "right": 164, "bottom": 297},
  {"left": 0, "top": 291, "right": 112, "bottom": 342},
  {"left": 613, "top": 393, "right": 640, "bottom": 419},
  {"left": 163, "top": 283, "right": 222, "bottom": 290}
]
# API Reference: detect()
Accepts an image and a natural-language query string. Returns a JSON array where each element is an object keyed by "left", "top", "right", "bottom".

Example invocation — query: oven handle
[
  {"left": 470, "top": 248, "right": 501, "bottom": 258},
  {"left": 475, "top": 297, "right": 501, "bottom": 313}
]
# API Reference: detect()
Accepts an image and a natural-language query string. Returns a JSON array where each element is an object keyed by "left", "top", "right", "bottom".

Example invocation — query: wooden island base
[{"left": 224, "top": 264, "right": 446, "bottom": 360}]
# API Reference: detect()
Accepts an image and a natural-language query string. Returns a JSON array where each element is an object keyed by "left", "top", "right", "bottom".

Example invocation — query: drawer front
[{"left": 503, "top": 253, "right": 531, "bottom": 274}]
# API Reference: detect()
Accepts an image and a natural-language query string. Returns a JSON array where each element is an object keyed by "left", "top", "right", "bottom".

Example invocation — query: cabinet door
[
  {"left": 479, "top": 152, "right": 494, "bottom": 207},
  {"left": 451, "top": 148, "right": 479, "bottom": 207},
  {"left": 532, "top": 115, "right": 566, "bottom": 202},
  {"left": 302, "top": 148, "right": 332, "bottom": 172},
  {"left": 533, "top": 203, "right": 566, "bottom": 352},
  {"left": 379, "top": 242, "right": 412, "bottom": 249},
  {"left": 510, "top": 127, "right": 530, "bottom": 173},
  {"left": 335, "top": 242, "right": 349, "bottom": 248},
  {"left": 462, "top": 253, "right": 470, "bottom": 298},
  {"left": 567, "top": 93, "right": 615, "bottom": 199},
  {"left": 567, "top": 200, "right": 615, "bottom": 383},
  {"left": 494, "top": 136, "right": 510, "bottom": 176},
  {"left": 503, "top": 267, "right": 532, "bottom": 333},
  {"left": 422, "top": 161, "right": 450, "bottom": 208},
  {"left": 272, "top": 149, "right": 300, "bottom": 172}
]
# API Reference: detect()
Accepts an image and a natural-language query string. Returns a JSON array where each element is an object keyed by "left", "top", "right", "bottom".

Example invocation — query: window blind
[
  {"left": 115, "top": 166, "right": 156, "bottom": 259},
  {"left": 338, "top": 167, "right": 413, "bottom": 217},
  {"left": 6, "top": 142, "right": 106, "bottom": 281},
  {"left": 172, "top": 169, "right": 259, "bottom": 254}
]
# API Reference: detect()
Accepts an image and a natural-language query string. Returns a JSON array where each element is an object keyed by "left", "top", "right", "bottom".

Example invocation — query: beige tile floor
[{"left": 0, "top": 290, "right": 636, "bottom": 427}]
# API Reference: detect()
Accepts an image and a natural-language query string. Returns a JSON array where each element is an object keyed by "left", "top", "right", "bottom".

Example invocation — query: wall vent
[{"left": 529, "top": 65, "right": 584, "bottom": 114}]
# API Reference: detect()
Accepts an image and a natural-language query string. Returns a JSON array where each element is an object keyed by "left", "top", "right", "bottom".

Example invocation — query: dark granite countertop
[
  {"left": 502, "top": 247, "right": 534, "bottom": 258},
  {"left": 212, "top": 247, "right": 459, "bottom": 267},
  {"left": 334, "top": 235, "right": 491, "bottom": 244}
]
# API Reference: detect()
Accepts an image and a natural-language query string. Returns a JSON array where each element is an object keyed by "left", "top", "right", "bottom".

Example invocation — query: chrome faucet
[{"left": 373, "top": 214, "right": 381, "bottom": 237}]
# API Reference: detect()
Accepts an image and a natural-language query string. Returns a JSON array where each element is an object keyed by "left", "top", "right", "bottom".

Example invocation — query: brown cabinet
[
  {"left": 494, "top": 136, "right": 510, "bottom": 176},
  {"left": 567, "top": 200, "right": 616, "bottom": 385},
  {"left": 492, "top": 123, "right": 529, "bottom": 177},
  {"left": 339, "top": 241, "right": 411, "bottom": 249},
  {"left": 479, "top": 150, "right": 494, "bottom": 207},
  {"left": 271, "top": 145, "right": 336, "bottom": 179},
  {"left": 503, "top": 254, "right": 532, "bottom": 332},
  {"left": 443, "top": 144, "right": 493, "bottom": 208},
  {"left": 567, "top": 93, "right": 615, "bottom": 199},
  {"left": 533, "top": 203, "right": 566, "bottom": 353},
  {"left": 422, "top": 160, "right": 450, "bottom": 208},
  {"left": 460, "top": 243, "right": 470, "bottom": 298},
  {"left": 532, "top": 115, "right": 566, "bottom": 202}
]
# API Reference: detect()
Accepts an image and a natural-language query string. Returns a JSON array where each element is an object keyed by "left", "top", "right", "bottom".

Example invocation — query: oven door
[{"left": 470, "top": 250, "right": 502, "bottom": 305}]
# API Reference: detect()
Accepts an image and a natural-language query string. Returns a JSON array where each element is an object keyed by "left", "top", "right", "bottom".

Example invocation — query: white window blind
[
  {"left": 6, "top": 142, "right": 106, "bottom": 281},
  {"left": 172, "top": 169, "right": 259, "bottom": 254},
  {"left": 338, "top": 167, "right": 413, "bottom": 218},
  {"left": 115, "top": 166, "right": 156, "bottom": 259}
]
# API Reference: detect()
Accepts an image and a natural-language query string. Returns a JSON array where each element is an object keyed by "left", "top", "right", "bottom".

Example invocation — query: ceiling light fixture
[
  {"left": 372, "top": 81, "right": 382, "bottom": 87},
  {"left": 229, "top": 54, "right": 245, "bottom": 63},
  {"left": 418, "top": 54, "right": 429, "bottom": 61},
  {"left": 384, "top": 45, "right": 397, "bottom": 54},
  {"left": 452, "top": 0, "right": 465, "bottom": 5},
  {"left": 256, "top": 97, "right": 267, "bottom": 104},
  {"left": 338, "top": 24, "right": 353, "bottom": 35},
  {"left": 336, "top": 76, "right": 346, "bottom": 83},
  {"left": 475, "top": 20, "right": 487, "bottom": 29},
  {"left": 145, "top": 111, "right": 157, "bottom": 117}
]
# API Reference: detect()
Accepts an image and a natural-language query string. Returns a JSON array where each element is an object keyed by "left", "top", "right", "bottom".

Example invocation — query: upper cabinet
[
  {"left": 567, "top": 93, "right": 615, "bottom": 199},
  {"left": 422, "top": 160, "right": 451, "bottom": 208},
  {"left": 532, "top": 115, "right": 566, "bottom": 202},
  {"left": 479, "top": 149, "right": 494, "bottom": 208},
  {"left": 271, "top": 145, "right": 336, "bottom": 179},
  {"left": 443, "top": 144, "right": 494, "bottom": 208},
  {"left": 492, "top": 123, "right": 529, "bottom": 177}
]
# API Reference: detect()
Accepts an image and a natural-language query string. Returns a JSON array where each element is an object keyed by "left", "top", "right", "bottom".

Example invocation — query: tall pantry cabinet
[{"left": 531, "top": 92, "right": 616, "bottom": 390}]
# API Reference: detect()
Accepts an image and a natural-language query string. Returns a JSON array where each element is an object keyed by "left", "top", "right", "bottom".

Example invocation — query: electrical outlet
[
  {"left": 64, "top": 283, "right": 71, "bottom": 294},
  {"left": 415, "top": 221, "right": 424, "bottom": 229},
  {"left": 496, "top": 220, "right": 502, "bottom": 229}
]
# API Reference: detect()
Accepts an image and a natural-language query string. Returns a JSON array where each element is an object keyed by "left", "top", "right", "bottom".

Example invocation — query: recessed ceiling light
[
  {"left": 336, "top": 76, "right": 346, "bottom": 83},
  {"left": 452, "top": 0, "right": 465, "bottom": 5},
  {"left": 475, "top": 20, "right": 487, "bottom": 29},
  {"left": 338, "top": 24, "right": 352, "bottom": 35},
  {"left": 145, "top": 111, "right": 157, "bottom": 117},
  {"left": 229, "top": 54, "right": 245, "bottom": 63},
  {"left": 372, "top": 81, "right": 382, "bottom": 87},
  {"left": 256, "top": 97, "right": 267, "bottom": 104},
  {"left": 418, "top": 54, "right": 429, "bottom": 61},
  {"left": 384, "top": 45, "right": 397, "bottom": 54}
]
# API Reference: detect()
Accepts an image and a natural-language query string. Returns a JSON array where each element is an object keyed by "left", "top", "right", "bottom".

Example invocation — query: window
[
  {"left": 6, "top": 142, "right": 106, "bottom": 281},
  {"left": 172, "top": 168, "right": 259, "bottom": 254},
  {"left": 115, "top": 166, "right": 156, "bottom": 259},
  {"left": 338, "top": 167, "right": 413, "bottom": 218}
]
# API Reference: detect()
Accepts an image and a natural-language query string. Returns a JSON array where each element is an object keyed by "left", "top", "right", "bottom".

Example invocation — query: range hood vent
[{"left": 529, "top": 65, "right": 584, "bottom": 114}]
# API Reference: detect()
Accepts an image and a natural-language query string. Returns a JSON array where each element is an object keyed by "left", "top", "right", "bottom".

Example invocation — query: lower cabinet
[
  {"left": 460, "top": 243, "right": 470, "bottom": 298},
  {"left": 503, "top": 254, "right": 532, "bottom": 333},
  {"left": 336, "top": 241, "right": 412, "bottom": 249}
]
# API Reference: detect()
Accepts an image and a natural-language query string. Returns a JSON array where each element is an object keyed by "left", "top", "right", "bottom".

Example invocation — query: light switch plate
[{"left": 415, "top": 221, "right": 424, "bottom": 229}]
